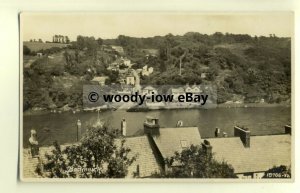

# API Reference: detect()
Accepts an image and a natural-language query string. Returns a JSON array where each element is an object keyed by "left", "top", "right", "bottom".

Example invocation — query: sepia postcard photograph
[{"left": 19, "top": 12, "right": 293, "bottom": 182}]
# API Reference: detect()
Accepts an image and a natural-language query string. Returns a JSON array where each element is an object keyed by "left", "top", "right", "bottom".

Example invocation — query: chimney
[
  {"left": 201, "top": 139, "right": 212, "bottom": 154},
  {"left": 214, "top": 127, "right": 220, "bottom": 137},
  {"left": 136, "top": 164, "right": 140, "bottom": 177},
  {"left": 77, "top": 120, "right": 82, "bottom": 141},
  {"left": 234, "top": 126, "right": 250, "bottom": 148},
  {"left": 285, "top": 125, "right": 291, "bottom": 135},
  {"left": 144, "top": 116, "right": 160, "bottom": 136},
  {"left": 29, "top": 129, "right": 39, "bottom": 158}
]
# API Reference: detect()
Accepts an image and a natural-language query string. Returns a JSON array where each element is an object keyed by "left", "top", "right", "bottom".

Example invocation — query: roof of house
[
  {"left": 153, "top": 127, "right": 202, "bottom": 158},
  {"left": 22, "top": 144, "right": 71, "bottom": 179},
  {"left": 207, "top": 134, "right": 291, "bottom": 174},
  {"left": 91, "top": 76, "right": 108, "bottom": 82},
  {"left": 184, "top": 84, "right": 201, "bottom": 91},
  {"left": 170, "top": 87, "right": 185, "bottom": 94},
  {"left": 120, "top": 136, "right": 161, "bottom": 178},
  {"left": 111, "top": 45, "right": 124, "bottom": 53},
  {"left": 143, "top": 86, "right": 156, "bottom": 90},
  {"left": 22, "top": 136, "right": 160, "bottom": 179}
]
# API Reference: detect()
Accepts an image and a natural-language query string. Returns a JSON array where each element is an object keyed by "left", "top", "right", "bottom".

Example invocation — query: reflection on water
[{"left": 23, "top": 107, "right": 291, "bottom": 147}]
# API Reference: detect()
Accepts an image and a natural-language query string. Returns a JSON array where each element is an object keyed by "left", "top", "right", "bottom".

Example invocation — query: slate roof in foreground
[
  {"left": 152, "top": 127, "right": 202, "bottom": 158},
  {"left": 22, "top": 136, "right": 160, "bottom": 179},
  {"left": 122, "top": 135, "right": 161, "bottom": 177},
  {"left": 207, "top": 134, "right": 291, "bottom": 174}
]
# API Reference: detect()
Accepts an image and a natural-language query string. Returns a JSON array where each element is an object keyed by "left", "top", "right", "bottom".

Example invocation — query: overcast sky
[{"left": 21, "top": 12, "right": 293, "bottom": 42}]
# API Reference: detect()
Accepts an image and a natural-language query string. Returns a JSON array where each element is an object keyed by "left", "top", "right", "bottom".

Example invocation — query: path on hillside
[{"left": 132, "top": 69, "right": 141, "bottom": 91}]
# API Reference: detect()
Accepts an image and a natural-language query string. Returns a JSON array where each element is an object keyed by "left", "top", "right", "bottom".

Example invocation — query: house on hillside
[
  {"left": 111, "top": 45, "right": 124, "bottom": 54},
  {"left": 141, "top": 65, "right": 154, "bottom": 76},
  {"left": 91, "top": 76, "right": 109, "bottom": 86},
  {"left": 142, "top": 49, "right": 159, "bottom": 57},
  {"left": 184, "top": 83, "right": 201, "bottom": 94},
  {"left": 142, "top": 86, "right": 158, "bottom": 96},
  {"left": 107, "top": 61, "right": 120, "bottom": 71},
  {"left": 126, "top": 76, "right": 135, "bottom": 85},
  {"left": 117, "top": 85, "right": 134, "bottom": 95},
  {"left": 122, "top": 58, "right": 132, "bottom": 68},
  {"left": 169, "top": 87, "right": 185, "bottom": 101}
]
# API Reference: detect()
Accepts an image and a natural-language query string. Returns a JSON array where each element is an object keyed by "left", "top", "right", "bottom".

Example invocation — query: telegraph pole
[{"left": 179, "top": 50, "right": 187, "bottom": 76}]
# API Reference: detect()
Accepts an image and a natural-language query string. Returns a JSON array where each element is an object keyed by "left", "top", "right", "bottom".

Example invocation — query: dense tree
[
  {"left": 65, "top": 36, "right": 70, "bottom": 44},
  {"left": 97, "top": 37, "right": 103, "bottom": 46},
  {"left": 23, "top": 45, "right": 31, "bottom": 55},
  {"left": 262, "top": 165, "right": 291, "bottom": 178},
  {"left": 158, "top": 33, "right": 179, "bottom": 61},
  {"left": 76, "top": 35, "right": 97, "bottom": 51},
  {"left": 153, "top": 145, "right": 237, "bottom": 178},
  {"left": 23, "top": 32, "right": 291, "bottom": 110},
  {"left": 37, "top": 124, "right": 136, "bottom": 178}
]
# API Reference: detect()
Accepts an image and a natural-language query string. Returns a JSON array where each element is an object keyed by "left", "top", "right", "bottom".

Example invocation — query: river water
[{"left": 23, "top": 107, "right": 291, "bottom": 147}]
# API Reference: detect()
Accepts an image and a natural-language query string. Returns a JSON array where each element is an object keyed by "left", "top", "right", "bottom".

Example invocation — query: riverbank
[
  {"left": 217, "top": 102, "right": 290, "bottom": 108},
  {"left": 23, "top": 102, "right": 291, "bottom": 116}
]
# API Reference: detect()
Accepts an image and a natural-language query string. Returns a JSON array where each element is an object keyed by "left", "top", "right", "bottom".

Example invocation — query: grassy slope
[{"left": 24, "top": 42, "right": 69, "bottom": 52}]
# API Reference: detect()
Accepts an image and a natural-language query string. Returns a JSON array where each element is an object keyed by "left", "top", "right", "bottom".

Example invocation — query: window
[{"left": 180, "top": 140, "right": 188, "bottom": 148}]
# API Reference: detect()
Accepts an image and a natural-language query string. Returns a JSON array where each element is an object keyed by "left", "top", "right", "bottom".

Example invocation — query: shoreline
[
  {"left": 217, "top": 102, "right": 291, "bottom": 108},
  {"left": 23, "top": 102, "right": 291, "bottom": 116}
]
